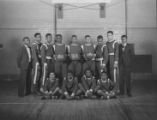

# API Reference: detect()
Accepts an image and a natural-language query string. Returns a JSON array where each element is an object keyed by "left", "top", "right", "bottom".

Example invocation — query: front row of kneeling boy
[{"left": 40, "top": 69, "right": 116, "bottom": 100}]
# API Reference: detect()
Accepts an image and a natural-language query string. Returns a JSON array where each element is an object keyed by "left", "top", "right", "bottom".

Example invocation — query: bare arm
[
  {"left": 95, "top": 80, "right": 101, "bottom": 91},
  {"left": 32, "top": 44, "right": 39, "bottom": 63},
  {"left": 103, "top": 45, "right": 108, "bottom": 65},
  {"left": 81, "top": 76, "right": 89, "bottom": 91},
  {"left": 72, "top": 78, "right": 78, "bottom": 94},
  {"left": 41, "top": 45, "right": 46, "bottom": 64},
  {"left": 114, "top": 42, "right": 119, "bottom": 63}
]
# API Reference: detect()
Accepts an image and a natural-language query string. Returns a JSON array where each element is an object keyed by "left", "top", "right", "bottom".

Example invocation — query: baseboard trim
[
  {"left": 131, "top": 73, "right": 157, "bottom": 81},
  {"left": 0, "top": 73, "right": 157, "bottom": 81},
  {"left": 0, "top": 74, "right": 19, "bottom": 81}
]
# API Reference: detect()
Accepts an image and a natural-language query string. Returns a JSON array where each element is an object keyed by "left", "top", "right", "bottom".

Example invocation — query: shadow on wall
[
  {"left": 0, "top": 37, "right": 21, "bottom": 75},
  {"left": 64, "top": 31, "right": 73, "bottom": 44},
  {"left": 60, "top": 31, "right": 99, "bottom": 44},
  {"left": 140, "top": 39, "right": 156, "bottom": 54}
]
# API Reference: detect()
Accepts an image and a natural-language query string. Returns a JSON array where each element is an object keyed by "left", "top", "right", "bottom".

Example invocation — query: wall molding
[
  {"left": 0, "top": 73, "right": 156, "bottom": 81},
  {"left": 0, "top": 26, "right": 156, "bottom": 31}
]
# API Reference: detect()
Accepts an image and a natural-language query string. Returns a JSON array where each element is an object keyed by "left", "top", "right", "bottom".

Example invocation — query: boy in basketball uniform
[
  {"left": 95, "top": 72, "right": 117, "bottom": 99},
  {"left": 61, "top": 71, "right": 79, "bottom": 100},
  {"left": 81, "top": 35, "right": 96, "bottom": 76},
  {"left": 67, "top": 35, "right": 82, "bottom": 80},
  {"left": 40, "top": 33, "right": 54, "bottom": 91},
  {"left": 41, "top": 72, "right": 61, "bottom": 100},
  {"left": 95, "top": 35, "right": 108, "bottom": 79},
  {"left": 78, "top": 69, "right": 97, "bottom": 99},
  {"left": 32, "top": 33, "right": 42, "bottom": 95},
  {"left": 54, "top": 34, "right": 68, "bottom": 86}
]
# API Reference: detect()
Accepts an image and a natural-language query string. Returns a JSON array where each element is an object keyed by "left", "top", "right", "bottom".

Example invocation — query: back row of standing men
[
  {"left": 17, "top": 31, "right": 134, "bottom": 98},
  {"left": 32, "top": 31, "right": 118, "bottom": 95}
]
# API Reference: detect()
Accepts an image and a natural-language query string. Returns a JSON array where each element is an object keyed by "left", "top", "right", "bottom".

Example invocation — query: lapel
[
  {"left": 124, "top": 44, "right": 128, "bottom": 52},
  {"left": 23, "top": 45, "right": 29, "bottom": 58},
  {"left": 120, "top": 44, "right": 124, "bottom": 53},
  {"left": 121, "top": 44, "right": 128, "bottom": 53}
]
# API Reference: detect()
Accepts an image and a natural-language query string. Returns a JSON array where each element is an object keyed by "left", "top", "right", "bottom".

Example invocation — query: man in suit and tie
[
  {"left": 17, "top": 37, "right": 32, "bottom": 97},
  {"left": 119, "top": 35, "right": 135, "bottom": 97}
]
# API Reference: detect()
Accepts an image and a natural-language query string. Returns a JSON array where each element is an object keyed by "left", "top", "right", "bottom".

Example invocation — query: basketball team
[{"left": 17, "top": 31, "right": 134, "bottom": 100}]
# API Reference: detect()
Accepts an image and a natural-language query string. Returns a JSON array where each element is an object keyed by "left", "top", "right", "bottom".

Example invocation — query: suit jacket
[
  {"left": 119, "top": 44, "right": 134, "bottom": 68},
  {"left": 17, "top": 45, "right": 32, "bottom": 70}
]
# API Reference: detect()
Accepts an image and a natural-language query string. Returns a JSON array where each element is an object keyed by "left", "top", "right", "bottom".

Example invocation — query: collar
[
  {"left": 49, "top": 79, "right": 55, "bottom": 83},
  {"left": 71, "top": 43, "right": 78, "bottom": 46},
  {"left": 47, "top": 42, "right": 51, "bottom": 45},
  {"left": 67, "top": 79, "right": 73, "bottom": 83},
  {"left": 84, "top": 75, "right": 93, "bottom": 80},
  {"left": 24, "top": 44, "right": 29, "bottom": 48},
  {"left": 97, "top": 42, "right": 103, "bottom": 45},
  {"left": 122, "top": 43, "right": 127, "bottom": 47},
  {"left": 34, "top": 41, "right": 41, "bottom": 44},
  {"left": 55, "top": 43, "right": 63, "bottom": 46},
  {"left": 45, "top": 42, "right": 52, "bottom": 45},
  {"left": 101, "top": 79, "right": 107, "bottom": 83},
  {"left": 85, "top": 43, "right": 92, "bottom": 46},
  {"left": 107, "top": 40, "right": 115, "bottom": 43}
]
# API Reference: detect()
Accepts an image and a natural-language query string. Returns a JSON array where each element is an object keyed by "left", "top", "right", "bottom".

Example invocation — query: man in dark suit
[
  {"left": 119, "top": 35, "right": 134, "bottom": 97},
  {"left": 17, "top": 37, "right": 32, "bottom": 97}
]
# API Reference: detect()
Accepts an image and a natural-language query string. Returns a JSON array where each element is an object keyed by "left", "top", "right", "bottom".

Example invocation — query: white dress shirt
[
  {"left": 24, "top": 45, "right": 31, "bottom": 62},
  {"left": 122, "top": 43, "right": 127, "bottom": 51}
]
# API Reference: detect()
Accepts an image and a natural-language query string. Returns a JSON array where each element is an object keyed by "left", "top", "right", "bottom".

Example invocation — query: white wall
[
  {"left": 127, "top": 0, "right": 157, "bottom": 74},
  {"left": 0, "top": 0, "right": 156, "bottom": 76},
  {"left": 57, "top": 0, "right": 125, "bottom": 43},
  {"left": 0, "top": 0, "right": 54, "bottom": 74}
]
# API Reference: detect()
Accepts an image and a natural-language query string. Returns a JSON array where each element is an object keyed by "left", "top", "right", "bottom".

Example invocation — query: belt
[
  {"left": 85, "top": 58, "right": 95, "bottom": 61},
  {"left": 46, "top": 59, "right": 52, "bottom": 62},
  {"left": 70, "top": 54, "right": 80, "bottom": 60},
  {"left": 95, "top": 58, "right": 103, "bottom": 61},
  {"left": 46, "top": 56, "right": 52, "bottom": 59},
  {"left": 55, "top": 54, "right": 65, "bottom": 61},
  {"left": 109, "top": 53, "right": 114, "bottom": 55},
  {"left": 38, "top": 55, "right": 41, "bottom": 58}
]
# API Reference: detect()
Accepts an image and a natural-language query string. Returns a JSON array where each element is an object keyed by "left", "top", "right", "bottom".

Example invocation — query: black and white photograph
[{"left": 0, "top": 0, "right": 157, "bottom": 120}]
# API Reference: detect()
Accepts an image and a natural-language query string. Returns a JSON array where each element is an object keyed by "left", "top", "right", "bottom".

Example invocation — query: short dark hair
[
  {"left": 67, "top": 70, "right": 73, "bottom": 76},
  {"left": 23, "top": 37, "right": 30, "bottom": 41},
  {"left": 107, "top": 31, "right": 114, "bottom": 35},
  {"left": 55, "top": 34, "right": 62, "bottom": 38},
  {"left": 46, "top": 33, "right": 52, "bottom": 38},
  {"left": 85, "top": 35, "right": 90, "bottom": 39},
  {"left": 49, "top": 72, "right": 55, "bottom": 76},
  {"left": 121, "top": 35, "right": 127, "bottom": 39},
  {"left": 101, "top": 71, "right": 108, "bottom": 77},
  {"left": 34, "top": 33, "right": 41, "bottom": 38},
  {"left": 84, "top": 69, "right": 92, "bottom": 74},
  {"left": 72, "top": 35, "right": 77, "bottom": 38},
  {"left": 97, "top": 35, "right": 103, "bottom": 39}
]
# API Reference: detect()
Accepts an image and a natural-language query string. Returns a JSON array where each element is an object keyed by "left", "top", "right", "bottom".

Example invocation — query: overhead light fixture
[
  {"left": 51, "top": 0, "right": 111, "bottom": 4},
  {"left": 99, "top": 3, "right": 106, "bottom": 18}
]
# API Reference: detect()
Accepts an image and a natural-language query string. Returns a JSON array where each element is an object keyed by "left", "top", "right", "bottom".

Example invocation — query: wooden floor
[{"left": 0, "top": 80, "right": 157, "bottom": 120}]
